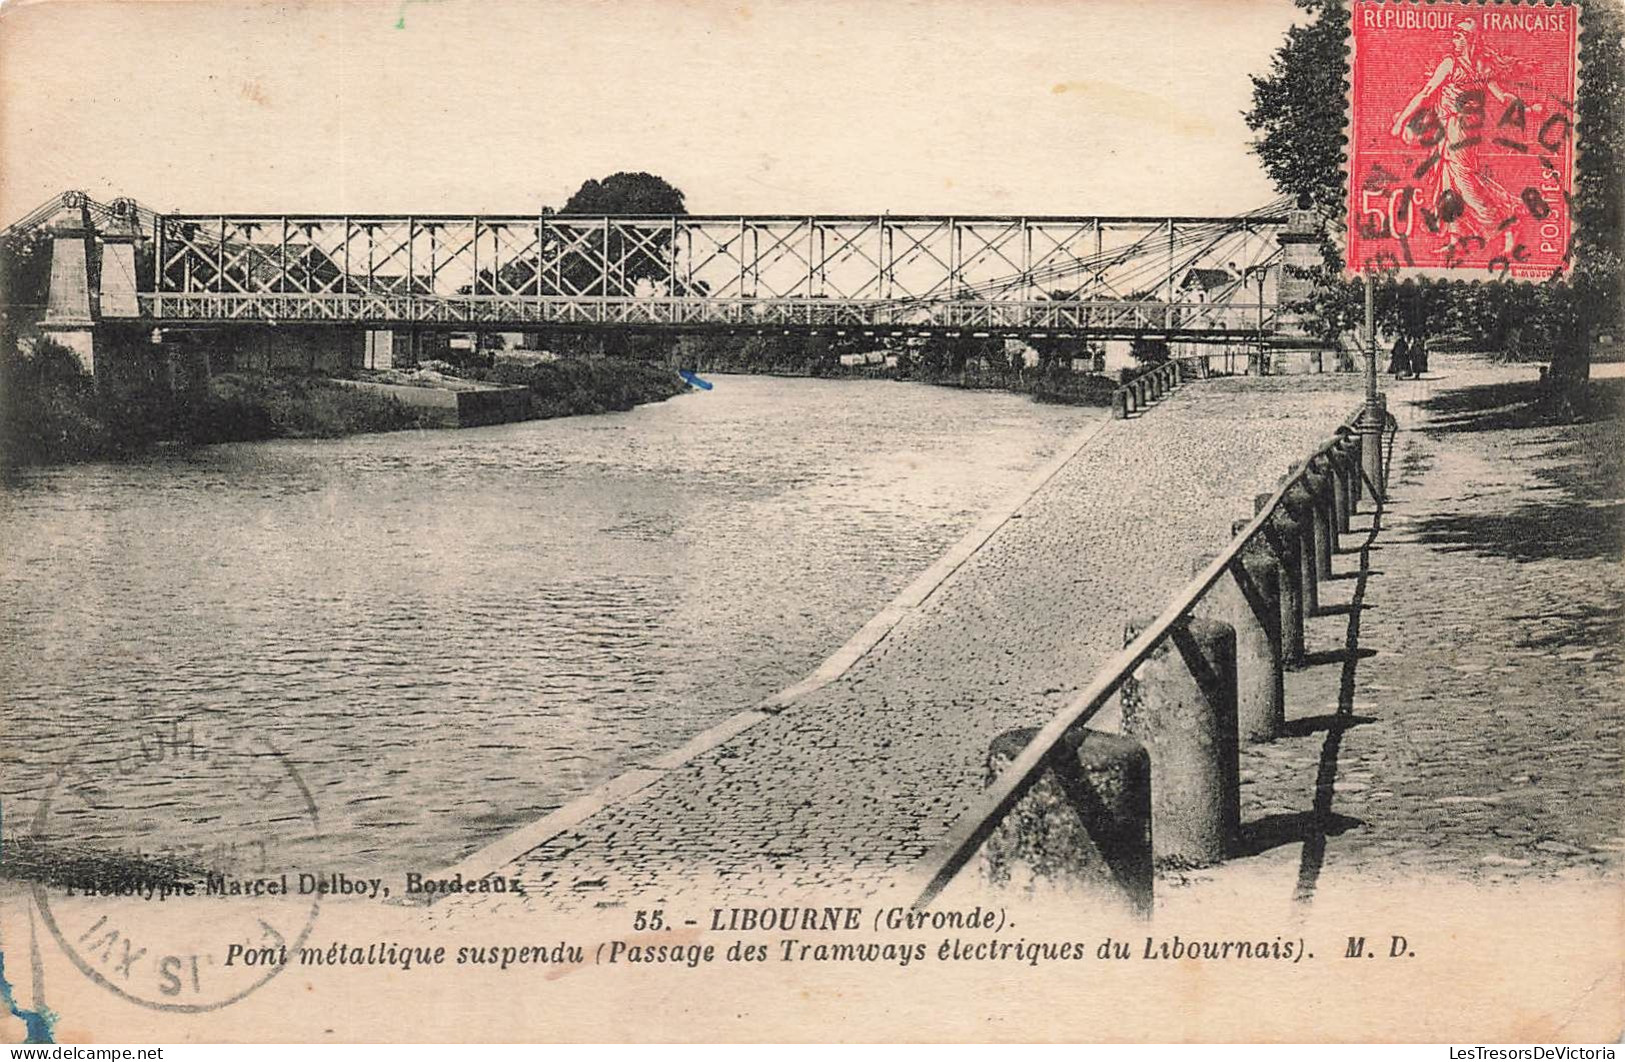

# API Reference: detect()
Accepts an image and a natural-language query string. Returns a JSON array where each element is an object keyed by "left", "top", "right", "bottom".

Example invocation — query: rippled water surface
[{"left": 1, "top": 376, "right": 1095, "bottom": 874}]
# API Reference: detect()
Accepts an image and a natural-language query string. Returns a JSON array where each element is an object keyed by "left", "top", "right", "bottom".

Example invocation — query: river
[{"left": 0, "top": 375, "right": 1098, "bottom": 877}]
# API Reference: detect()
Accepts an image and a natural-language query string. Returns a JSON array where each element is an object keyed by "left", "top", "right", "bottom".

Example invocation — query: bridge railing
[
  {"left": 151, "top": 210, "right": 1289, "bottom": 309},
  {"left": 138, "top": 292, "right": 1280, "bottom": 336},
  {"left": 1107, "top": 356, "right": 1214, "bottom": 419},
  {"left": 907, "top": 404, "right": 1387, "bottom": 909}
]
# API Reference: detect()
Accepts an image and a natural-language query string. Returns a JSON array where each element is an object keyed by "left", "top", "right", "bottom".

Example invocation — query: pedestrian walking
[{"left": 1388, "top": 333, "right": 1411, "bottom": 378}]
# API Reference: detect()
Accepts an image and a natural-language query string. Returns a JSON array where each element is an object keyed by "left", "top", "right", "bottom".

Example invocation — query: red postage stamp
[{"left": 1347, "top": 1, "right": 1580, "bottom": 279}]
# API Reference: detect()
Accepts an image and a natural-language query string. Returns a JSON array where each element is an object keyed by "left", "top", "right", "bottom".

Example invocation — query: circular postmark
[{"left": 28, "top": 718, "right": 323, "bottom": 1013}]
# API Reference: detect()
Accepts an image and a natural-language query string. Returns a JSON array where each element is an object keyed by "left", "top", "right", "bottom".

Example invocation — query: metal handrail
[
  {"left": 1109, "top": 356, "right": 1202, "bottom": 409},
  {"left": 138, "top": 293, "right": 1280, "bottom": 337},
  {"left": 908, "top": 404, "right": 1388, "bottom": 907}
]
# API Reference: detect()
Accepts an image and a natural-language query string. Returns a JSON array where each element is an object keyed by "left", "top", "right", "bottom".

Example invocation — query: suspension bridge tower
[
  {"left": 33, "top": 192, "right": 148, "bottom": 377},
  {"left": 37, "top": 192, "right": 98, "bottom": 371},
  {"left": 1268, "top": 193, "right": 1333, "bottom": 372}
]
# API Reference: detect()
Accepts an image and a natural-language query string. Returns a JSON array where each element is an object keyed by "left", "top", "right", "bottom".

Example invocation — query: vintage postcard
[{"left": 0, "top": 0, "right": 1621, "bottom": 1046}]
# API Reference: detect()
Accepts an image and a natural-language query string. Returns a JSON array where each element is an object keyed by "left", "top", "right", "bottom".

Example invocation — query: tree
[
  {"left": 1129, "top": 338, "right": 1171, "bottom": 366},
  {"left": 1244, "top": 0, "right": 1351, "bottom": 216},
  {"left": 561, "top": 172, "right": 687, "bottom": 216},
  {"left": 1245, "top": 0, "right": 1623, "bottom": 389},
  {"left": 550, "top": 172, "right": 689, "bottom": 301},
  {"left": 1546, "top": 0, "right": 1625, "bottom": 385},
  {"left": 0, "top": 227, "right": 55, "bottom": 326}
]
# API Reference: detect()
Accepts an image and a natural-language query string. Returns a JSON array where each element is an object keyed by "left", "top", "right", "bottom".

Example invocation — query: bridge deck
[{"left": 140, "top": 293, "right": 1280, "bottom": 337}]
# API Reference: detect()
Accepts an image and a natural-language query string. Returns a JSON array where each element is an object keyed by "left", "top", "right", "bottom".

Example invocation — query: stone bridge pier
[
  {"left": 1264, "top": 196, "right": 1336, "bottom": 375},
  {"left": 33, "top": 191, "right": 423, "bottom": 383},
  {"left": 36, "top": 192, "right": 145, "bottom": 378}
]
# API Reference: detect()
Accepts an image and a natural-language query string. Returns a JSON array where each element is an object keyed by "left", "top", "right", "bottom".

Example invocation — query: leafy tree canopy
[
  {"left": 1244, "top": 0, "right": 1351, "bottom": 216},
  {"left": 561, "top": 172, "right": 687, "bottom": 216}
]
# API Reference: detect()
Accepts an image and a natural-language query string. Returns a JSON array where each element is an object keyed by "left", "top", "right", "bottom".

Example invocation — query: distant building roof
[{"left": 1178, "top": 267, "right": 1238, "bottom": 292}]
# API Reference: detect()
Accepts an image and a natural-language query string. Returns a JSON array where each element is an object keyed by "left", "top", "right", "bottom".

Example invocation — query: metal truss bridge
[
  {"left": 139, "top": 199, "right": 1293, "bottom": 339},
  {"left": 8, "top": 192, "right": 1305, "bottom": 341}
]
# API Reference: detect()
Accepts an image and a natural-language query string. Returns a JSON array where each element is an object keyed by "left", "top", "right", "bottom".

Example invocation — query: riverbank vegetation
[
  {"left": 0, "top": 340, "right": 109, "bottom": 464},
  {"left": 0, "top": 344, "right": 442, "bottom": 465},
  {"left": 177, "top": 374, "right": 441, "bottom": 443},
  {"left": 663, "top": 329, "right": 1128, "bottom": 405},
  {"left": 470, "top": 357, "right": 687, "bottom": 417},
  {"left": 0, "top": 337, "right": 687, "bottom": 467}
]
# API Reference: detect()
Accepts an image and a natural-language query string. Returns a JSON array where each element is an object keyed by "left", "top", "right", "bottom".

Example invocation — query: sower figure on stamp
[{"left": 1388, "top": 17, "right": 1537, "bottom": 262}]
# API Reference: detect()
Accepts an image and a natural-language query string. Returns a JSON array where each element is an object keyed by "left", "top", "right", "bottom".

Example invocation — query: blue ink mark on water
[{"left": 679, "top": 370, "right": 713, "bottom": 391}]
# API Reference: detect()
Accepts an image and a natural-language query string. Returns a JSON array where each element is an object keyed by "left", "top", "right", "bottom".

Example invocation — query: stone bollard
[
  {"left": 1339, "top": 432, "right": 1365, "bottom": 516},
  {"left": 1119, "top": 615, "right": 1241, "bottom": 866},
  {"left": 1112, "top": 389, "right": 1130, "bottom": 420},
  {"left": 1326, "top": 442, "right": 1353, "bottom": 535},
  {"left": 1341, "top": 431, "right": 1366, "bottom": 510},
  {"left": 1304, "top": 458, "right": 1336, "bottom": 580},
  {"left": 1250, "top": 502, "right": 1306, "bottom": 669},
  {"left": 1280, "top": 482, "right": 1320, "bottom": 616},
  {"left": 1195, "top": 550, "right": 1284, "bottom": 743},
  {"left": 980, "top": 726, "right": 1153, "bottom": 915},
  {"left": 1319, "top": 452, "right": 1343, "bottom": 559}
]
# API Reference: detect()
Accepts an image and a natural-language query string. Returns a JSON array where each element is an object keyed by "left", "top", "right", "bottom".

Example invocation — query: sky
[{"left": 0, "top": 0, "right": 1305, "bottom": 226}]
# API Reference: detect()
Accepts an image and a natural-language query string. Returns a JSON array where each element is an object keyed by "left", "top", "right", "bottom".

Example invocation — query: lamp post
[{"left": 1362, "top": 271, "right": 1385, "bottom": 500}]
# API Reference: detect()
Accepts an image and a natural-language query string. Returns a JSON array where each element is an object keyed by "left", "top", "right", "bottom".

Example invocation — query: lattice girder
[{"left": 149, "top": 211, "right": 1289, "bottom": 338}]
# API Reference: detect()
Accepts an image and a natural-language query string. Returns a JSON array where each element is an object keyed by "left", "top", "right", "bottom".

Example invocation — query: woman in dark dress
[{"left": 1388, "top": 334, "right": 1412, "bottom": 378}]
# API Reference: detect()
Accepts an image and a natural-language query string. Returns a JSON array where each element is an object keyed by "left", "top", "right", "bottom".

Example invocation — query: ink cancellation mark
[
  {"left": 1346, "top": 0, "right": 1580, "bottom": 280},
  {"left": 29, "top": 720, "right": 323, "bottom": 1013}
]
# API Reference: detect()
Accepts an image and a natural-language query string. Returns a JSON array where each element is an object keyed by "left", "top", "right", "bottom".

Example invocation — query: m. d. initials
[{"left": 1345, "top": 935, "right": 1413, "bottom": 958}]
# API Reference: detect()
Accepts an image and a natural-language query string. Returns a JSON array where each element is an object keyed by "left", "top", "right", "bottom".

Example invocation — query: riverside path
[
  {"left": 1173, "top": 356, "right": 1624, "bottom": 905},
  {"left": 436, "top": 371, "right": 1372, "bottom": 913}
]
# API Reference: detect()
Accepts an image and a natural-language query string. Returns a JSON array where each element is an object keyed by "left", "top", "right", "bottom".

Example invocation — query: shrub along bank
[
  {"left": 0, "top": 343, "right": 687, "bottom": 467},
  {"left": 470, "top": 357, "right": 688, "bottom": 417},
  {"left": 177, "top": 373, "right": 441, "bottom": 443}
]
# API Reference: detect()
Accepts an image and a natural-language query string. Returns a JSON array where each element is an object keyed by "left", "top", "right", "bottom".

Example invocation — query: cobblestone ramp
[{"left": 455, "top": 375, "right": 1368, "bottom": 912}]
